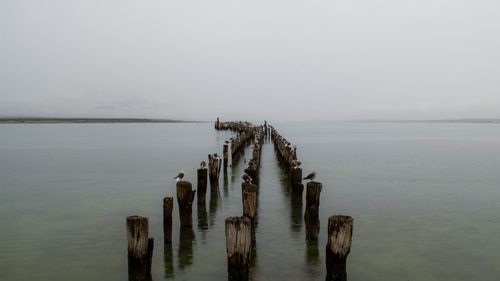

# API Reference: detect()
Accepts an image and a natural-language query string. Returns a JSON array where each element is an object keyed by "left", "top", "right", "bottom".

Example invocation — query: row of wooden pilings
[
  {"left": 125, "top": 119, "right": 353, "bottom": 281},
  {"left": 270, "top": 123, "right": 354, "bottom": 280}
]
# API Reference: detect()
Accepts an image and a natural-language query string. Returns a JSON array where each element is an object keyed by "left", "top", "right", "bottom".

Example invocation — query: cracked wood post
[
  {"left": 225, "top": 216, "right": 252, "bottom": 281},
  {"left": 163, "top": 197, "right": 173, "bottom": 244},
  {"left": 197, "top": 168, "right": 208, "bottom": 205},
  {"left": 209, "top": 155, "right": 221, "bottom": 191},
  {"left": 304, "top": 181, "right": 322, "bottom": 240},
  {"left": 291, "top": 167, "right": 304, "bottom": 195},
  {"left": 176, "top": 181, "right": 196, "bottom": 227},
  {"left": 245, "top": 165, "right": 258, "bottom": 185},
  {"left": 325, "top": 215, "right": 353, "bottom": 281},
  {"left": 223, "top": 144, "right": 229, "bottom": 171},
  {"left": 242, "top": 187, "right": 257, "bottom": 223},
  {"left": 127, "top": 216, "right": 153, "bottom": 281}
]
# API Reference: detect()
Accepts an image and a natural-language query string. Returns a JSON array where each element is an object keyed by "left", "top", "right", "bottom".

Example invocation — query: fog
[{"left": 1, "top": 0, "right": 499, "bottom": 121}]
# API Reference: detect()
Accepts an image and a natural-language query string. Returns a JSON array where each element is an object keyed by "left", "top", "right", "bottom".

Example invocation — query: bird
[
  {"left": 292, "top": 160, "right": 302, "bottom": 167},
  {"left": 303, "top": 171, "right": 316, "bottom": 181},
  {"left": 242, "top": 173, "right": 252, "bottom": 183},
  {"left": 200, "top": 161, "right": 206, "bottom": 169},
  {"left": 174, "top": 171, "right": 185, "bottom": 182}
]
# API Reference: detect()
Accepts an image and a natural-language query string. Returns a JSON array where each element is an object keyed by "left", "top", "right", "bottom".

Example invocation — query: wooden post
[
  {"left": 245, "top": 165, "right": 258, "bottom": 185},
  {"left": 209, "top": 155, "right": 221, "bottom": 191},
  {"left": 223, "top": 144, "right": 229, "bottom": 170},
  {"left": 163, "top": 197, "right": 173, "bottom": 244},
  {"left": 127, "top": 216, "right": 153, "bottom": 281},
  {"left": 291, "top": 167, "right": 303, "bottom": 191},
  {"left": 225, "top": 217, "right": 252, "bottom": 281},
  {"left": 176, "top": 181, "right": 196, "bottom": 227},
  {"left": 242, "top": 182, "right": 257, "bottom": 194},
  {"left": 304, "top": 181, "right": 322, "bottom": 240},
  {"left": 242, "top": 191, "right": 257, "bottom": 222},
  {"left": 325, "top": 216, "right": 353, "bottom": 281},
  {"left": 197, "top": 168, "right": 208, "bottom": 204}
]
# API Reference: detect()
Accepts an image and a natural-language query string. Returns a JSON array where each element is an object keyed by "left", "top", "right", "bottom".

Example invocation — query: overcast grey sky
[{"left": 0, "top": 0, "right": 499, "bottom": 121}]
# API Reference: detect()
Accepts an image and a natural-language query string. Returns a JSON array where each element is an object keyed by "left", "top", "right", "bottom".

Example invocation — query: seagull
[
  {"left": 242, "top": 173, "right": 253, "bottom": 183},
  {"left": 200, "top": 161, "right": 206, "bottom": 169},
  {"left": 292, "top": 160, "right": 302, "bottom": 167},
  {"left": 303, "top": 171, "right": 316, "bottom": 181},
  {"left": 174, "top": 171, "right": 185, "bottom": 182}
]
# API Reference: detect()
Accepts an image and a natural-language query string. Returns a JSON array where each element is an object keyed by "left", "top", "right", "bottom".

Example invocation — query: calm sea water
[{"left": 0, "top": 122, "right": 499, "bottom": 281}]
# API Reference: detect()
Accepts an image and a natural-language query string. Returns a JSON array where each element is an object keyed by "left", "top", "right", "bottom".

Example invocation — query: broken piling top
[
  {"left": 327, "top": 215, "right": 353, "bottom": 257},
  {"left": 325, "top": 215, "right": 353, "bottom": 281},
  {"left": 127, "top": 216, "right": 149, "bottom": 258},
  {"left": 176, "top": 181, "right": 196, "bottom": 226},
  {"left": 225, "top": 216, "right": 252, "bottom": 280}
]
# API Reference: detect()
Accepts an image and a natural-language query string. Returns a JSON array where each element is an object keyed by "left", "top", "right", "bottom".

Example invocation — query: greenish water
[{"left": 0, "top": 122, "right": 499, "bottom": 280}]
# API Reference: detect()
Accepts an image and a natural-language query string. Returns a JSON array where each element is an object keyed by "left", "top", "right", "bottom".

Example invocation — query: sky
[{"left": 0, "top": 0, "right": 499, "bottom": 121}]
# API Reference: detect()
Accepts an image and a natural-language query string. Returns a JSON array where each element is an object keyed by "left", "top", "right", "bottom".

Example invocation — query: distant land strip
[
  {"left": 353, "top": 119, "right": 500, "bottom": 123},
  {"left": 0, "top": 118, "right": 203, "bottom": 124}
]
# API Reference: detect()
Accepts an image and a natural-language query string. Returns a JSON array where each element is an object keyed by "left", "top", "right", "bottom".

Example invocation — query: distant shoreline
[
  {"left": 352, "top": 119, "right": 500, "bottom": 124},
  {"left": 0, "top": 118, "right": 203, "bottom": 124}
]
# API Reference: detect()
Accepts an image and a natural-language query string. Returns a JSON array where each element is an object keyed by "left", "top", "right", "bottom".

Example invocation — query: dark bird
[
  {"left": 303, "top": 171, "right": 316, "bottom": 181},
  {"left": 242, "top": 173, "right": 252, "bottom": 183},
  {"left": 225, "top": 140, "right": 230, "bottom": 144},
  {"left": 292, "top": 160, "right": 301, "bottom": 167},
  {"left": 174, "top": 171, "right": 185, "bottom": 182},
  {"left": 200, "top": 161, "right": 206, "bottom": 168}
]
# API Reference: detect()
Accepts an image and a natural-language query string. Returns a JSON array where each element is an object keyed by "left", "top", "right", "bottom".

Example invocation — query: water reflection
[
  {"left": 164, "top": 243, "right": 174, "bottom": 279},
  {"left": 209, "top": 188, "right": 220, "bottom": 226},
  {"left": 177, "top": 226, "right": 195, "bottom": 270},
  {"left": 197, "top": 200, "right": 208, "bottom": 241},
  {"left": 223, "top": 172, "right": 229, "bottom": 197},
  {"left": 290, "top": 193, "right": 303, "bottom": 233}
]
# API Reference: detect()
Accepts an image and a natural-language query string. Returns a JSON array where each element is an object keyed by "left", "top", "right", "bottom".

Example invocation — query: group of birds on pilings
[
  {"left": 269, "top": 124, "right": 355, "bottom": 281},
  {"left": 269, "top": 125, "right": 316, "bottom": 183},
  {"left": 242, "top": 126, "right": 265, "bottom": 185}
]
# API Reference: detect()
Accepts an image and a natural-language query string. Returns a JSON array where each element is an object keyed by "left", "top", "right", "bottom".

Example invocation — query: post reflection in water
[
  {"left": 304, "top": 238, "right": 322, "bottom": 279},
  {"left": 164, "top": 243, "right": 174, "bottom": 279},
  {"left": 290, "top": 191, "right": 303, "bottom": 233},
  {"left": 223, "top": 171, "right": 229, "bottom": 197},
  {"left": 177, "top": 226, "right": 195, "bottom": 270},
  {"left": 209, "top": 188, "right": 220, "bottom": 226},
  {"left": 197, "top": 199, "right": 208, "bottom": 241}
]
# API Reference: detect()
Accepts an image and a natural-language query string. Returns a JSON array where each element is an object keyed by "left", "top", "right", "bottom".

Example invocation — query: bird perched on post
[
  {"left": 292, "top": 160, "right": 301, "bottom": 168},
  {"left": 174, "top": 171, "right": 185, "bottom": 182},
  {"left": 303, "top": 171, "right": 316, "bottom": 181},
  {"left": 200, "top": 161, "right": 206, "bottom": 169},
  {"left": 242, "top": 173, "right": 253, "bottom": 183}
]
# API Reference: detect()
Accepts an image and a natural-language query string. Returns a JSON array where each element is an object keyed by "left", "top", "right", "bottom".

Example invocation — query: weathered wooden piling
[
  {"left": 176, "top": 181, "right": 196, "bottom": 226},
  {"left": 163, "top": 197, "right": 173, "bottom": 244},
  {"left": 242, "top": 182, "right": 257, "bottom": 194},
  {"left": 127, "top": 216, "right": 153, "bottom": 281},
  {"left": 325, "top": 216, "right": 353, "bottom": 281},
  {"left": 223, "top": 144, "right": 229, "bottom": 170},
  {"left": 244, "top": 165, "right": 258, "bottom": 185},
  {"left": 225, "top": 217, "right": 252, "bottom": 281},
  {"left": 197, "top": 168, "right": 208, "bottom": 204},
  {"left": 208, "top": 154, "right": 221, "bottom": 191},
  {"left": 242, "top": 191, "right": 257, "bottom": 222},
  {"left": 304, "top": 181, "right": 322, "bottom": 240},
  {"left": 291, "top": 167, "right": 304, "bottom": 194}
]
